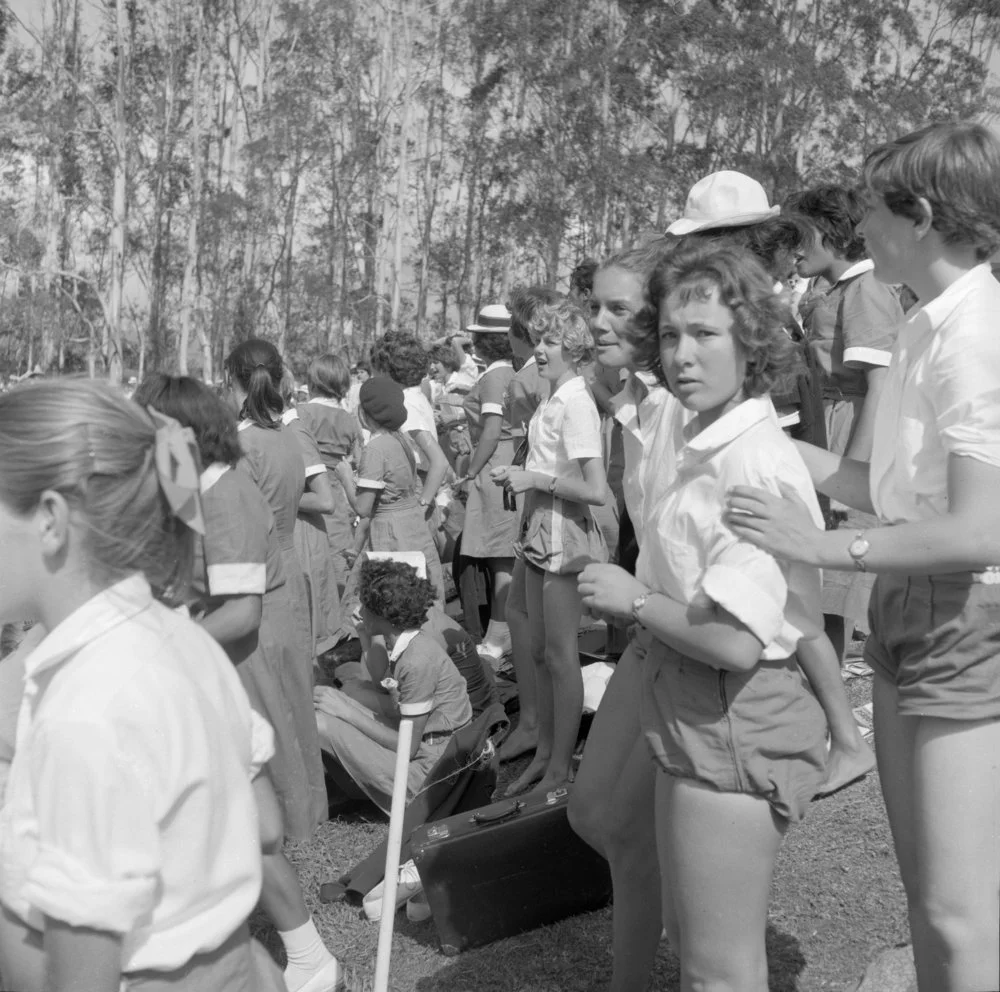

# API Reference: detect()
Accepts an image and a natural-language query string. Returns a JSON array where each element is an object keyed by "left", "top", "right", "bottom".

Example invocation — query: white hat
[
  {"left": 466, "top": 303, "right": 512, "bottom": 334},
  {"left": 667, "top": 171, "right": 779, "bottom": 236}
]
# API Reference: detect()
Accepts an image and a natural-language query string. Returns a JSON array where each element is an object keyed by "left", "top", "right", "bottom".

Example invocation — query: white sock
[
  {"left": 484, "top": 620, "right": 509, "bottom": 647},
  {"left": 279, "top": 918, "right": 337, "bottom": 992}
]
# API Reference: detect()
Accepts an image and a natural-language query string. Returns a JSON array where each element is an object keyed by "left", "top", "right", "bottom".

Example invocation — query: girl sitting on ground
[{"left": 314, "top": 558, "right": 472, "bottom": 813}]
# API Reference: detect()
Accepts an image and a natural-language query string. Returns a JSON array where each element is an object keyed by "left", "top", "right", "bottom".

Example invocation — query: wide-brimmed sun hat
[
  {"left": 466, "top": 304, "right": 512, "bottom": 333},
  {"left": 667, "top": 171, "right": 780, "bottom": 235}
]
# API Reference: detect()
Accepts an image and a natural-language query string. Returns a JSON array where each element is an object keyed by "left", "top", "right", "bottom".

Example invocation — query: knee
[
  {"left": 916, "top": 894, "right": 999, "bottom": 959},
  {"left": 566, "top": 792, "right": 603, "bottom": 850},
  {"left": 682, "top": 954, "right": 767, "bottom": 992}
]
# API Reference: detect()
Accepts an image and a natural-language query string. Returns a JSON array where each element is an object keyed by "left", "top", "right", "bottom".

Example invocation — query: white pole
[{"left": 374, "top": 697, "right": 434, "bottom": 992}]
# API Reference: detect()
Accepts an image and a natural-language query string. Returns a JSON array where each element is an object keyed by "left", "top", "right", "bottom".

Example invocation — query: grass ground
[{"left": 255, "top": 666, "right": 910, "bottom": 992}]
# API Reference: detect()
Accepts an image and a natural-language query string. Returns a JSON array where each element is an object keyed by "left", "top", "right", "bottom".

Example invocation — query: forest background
[{"left": 0, "top": 0, "right": 997, "bottom": 384}]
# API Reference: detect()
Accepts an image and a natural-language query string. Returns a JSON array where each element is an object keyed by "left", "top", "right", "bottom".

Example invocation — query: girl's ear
[
  {"left": 912, "top": 197, "right": 935, "bottom": 240},
  {"left": 36, "top": 489, "right": 71, "bottom": 558}
]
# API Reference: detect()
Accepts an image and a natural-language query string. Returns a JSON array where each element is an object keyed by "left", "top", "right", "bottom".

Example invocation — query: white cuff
[
  {"left": 23, "top": 846, "right": 157, "bottom": 933},
  {"left": 207, "top": 562, "right": 267, "bottom": 596},
  {"left": 356, "top": 478, "right": 386, "bottom": 490},
  {"left": 481, "top": 403, "right": 504, "bottom": 416},
  {"left": 842, "top": 346, "right": 892, "bottom": 368},
  {"left": 702, "top": 564, "right": 783, "bottom": 649},
  {"left": 305, "top": 462, "right": 326, "bottom": 478}
]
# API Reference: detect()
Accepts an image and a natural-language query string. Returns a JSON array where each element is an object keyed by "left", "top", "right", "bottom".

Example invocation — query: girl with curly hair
[
  {"left": 579, "top": 243, "right": 830, "bottom": 991},
  {"left": 492, "top": 300, "right": 608, "bottom": 796},
  {"left": 313, "top": 558, "right": 472, "bottom": 814}
]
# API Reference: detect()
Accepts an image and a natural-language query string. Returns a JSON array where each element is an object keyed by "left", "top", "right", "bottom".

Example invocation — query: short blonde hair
[{"left": 527, "top": 300, "right": 594, "bottom": 365}]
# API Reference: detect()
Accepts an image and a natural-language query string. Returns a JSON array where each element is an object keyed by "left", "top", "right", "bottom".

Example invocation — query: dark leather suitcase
[{"left": 410, "top": 785, "right": 612, "bottom": 954}]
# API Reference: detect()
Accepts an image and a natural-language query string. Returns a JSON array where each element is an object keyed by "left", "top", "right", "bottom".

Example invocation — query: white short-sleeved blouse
[
  {"left": 0, "top": 575, "right": 271, "bottom": 971},
  {"left": 870, "top": 263, "right": 1000, "bottom": 524},
  {"left": 636, "top": 396, "right": 824, "bottom": 660}
]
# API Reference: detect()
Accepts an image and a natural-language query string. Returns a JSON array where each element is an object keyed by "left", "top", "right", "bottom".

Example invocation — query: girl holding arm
[{"left": 725, "top": 121, "right": 1000, "bottom": 992}]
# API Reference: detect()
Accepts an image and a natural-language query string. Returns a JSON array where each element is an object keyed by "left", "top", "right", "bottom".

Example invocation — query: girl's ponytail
[{"left": 225, "top": 339, "right": 284, "bottom": 429}]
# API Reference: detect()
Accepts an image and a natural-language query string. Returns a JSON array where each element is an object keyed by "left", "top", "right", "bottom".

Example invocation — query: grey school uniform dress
[
  {"left": 297, "top": 399, "right": 362, "bottom": 594},
  {"left": 461, "top": 359, "right": 518, "bottom": 559},
  {"left": 237, "top": 420, "right": 327, "bottom": 836},
  {"left": 191, "top": 463, "right": 326, "bottom": 841},
  {"left": 284, "top": 408, "right": 342, "bottom": 656},
  {"left": 344, "top": 431, "right": 446, "bottom": 608}
]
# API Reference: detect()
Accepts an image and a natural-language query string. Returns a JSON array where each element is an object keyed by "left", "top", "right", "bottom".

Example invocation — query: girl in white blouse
[
  {"left": 492, "top": 300, "right": 608, "bottom": 797},
  {"left": 0, "top": 380, "right": 283, "bottom": 992},
  {"left": 726, "top": 121, "right": 1000, "bottom": 992},
  {"left": 579, "top": 244, "right": 829, "bottom": 991}
]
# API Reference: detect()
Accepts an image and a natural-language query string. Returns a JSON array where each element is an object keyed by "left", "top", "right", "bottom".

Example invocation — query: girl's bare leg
[
  {"left": 505, "top": 565, "right": 552, "bottom": 795},
  {"left": 569, "top": 641, "right": 662, "bottom": 992},
  {"left": 497, "top": 561, "right": 538, "bottom": 762},
  {"left": 875, "top": 673, "right": 1000, "bottom": 991},
  {"left": 658, "top": 776, "right": 785, "bottom": 992},
  {"left": 535, "top": 570, "right": 584, "bottom": 793}
]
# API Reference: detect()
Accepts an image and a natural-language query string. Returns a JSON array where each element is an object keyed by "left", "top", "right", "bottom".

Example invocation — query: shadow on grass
[{"left": 407, "top": 920, "right": 805, "bottom": 992}]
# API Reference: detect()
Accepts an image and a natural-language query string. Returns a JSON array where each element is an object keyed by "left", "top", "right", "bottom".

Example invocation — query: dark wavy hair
[
  {"left": 224, "top": 339, "right": 284, "bottom": 428},
  {"left": 308, "top": 353, "right": 351, "bottom": 400},
  {"left": 508, "top": 286, "right": 562, "bottom": 344},
  {"left": 783, "top": 185, "right": 866, "bottom": 262},
  {"left": 134, "top": 373, "right": 242, "bottom": 469},
  {"left": 569, "top": 258, "right": 598, "bottom": 299},
  {"left": 683, "top": 217, "right": 808, "bottom": 281},
  {"left": 593, "top": 237, "right": 677, "bottom": 374},
  {"left": 428, "top": 343, "right": 461, "bottom": 374},
  {"left": 359, "top": 558, "right": 436, "bottom": 630},
  {"left": 472, "top": 331, "right": 513, "bottom": 365},
  {"left": 651, "top": 243, "right": 797, "bottom": 398},
  {"left": 861, "top": 120, "right": 1000, "bottom": 262},
  {"left": 369, "top": 333, "right": 430, "bottom": 388}
]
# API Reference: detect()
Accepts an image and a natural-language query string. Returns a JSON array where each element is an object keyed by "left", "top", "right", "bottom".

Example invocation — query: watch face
[{"left": 849, "top": 536, "right": 870, "bottom": 558}]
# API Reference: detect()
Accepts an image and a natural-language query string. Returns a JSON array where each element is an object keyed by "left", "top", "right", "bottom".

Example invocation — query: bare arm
[
  {"left": 410, "top": 429, "right": 449, "bottom": 504},
  {"left": 577, "top": 563, "right": 763, "bottom": 672},
  {"left": 493, "top": 455, "right": 608, "bottom": 507},
  {"left": 843, "top": 366, "right": 888, "bottom": 462},
  {"left": 299, "top": 470, "right": 335, "bottom": 515},
  {"left": 198, "top": 595, "right": 262, "bottom": 649},
  {"left": 728, "top": 454, "right": 1000, "bottom": 573},
  {"left": 334, "top": 460, "right": 359, "bottom": 514},
  {"left": 793, "top": 440, "right": 874, "bottom": 514},
  {"left": 464, "top": 414, "right": 502, "bottom": 479}
]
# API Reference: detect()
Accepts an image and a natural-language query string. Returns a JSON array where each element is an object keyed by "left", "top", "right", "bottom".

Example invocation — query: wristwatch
[
  {"left": 848, "top": 531, "right": 871, "bottom": 572},
  {"left": 630, "top": 592, "right": 649, "bottom": 625},
  {"left": 547, "top": 476, "right": 558, "bottom": 495}
]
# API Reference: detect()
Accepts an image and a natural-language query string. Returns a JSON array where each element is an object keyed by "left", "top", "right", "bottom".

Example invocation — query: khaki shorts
[
  {"left": 865, "top": 571, "right": 1000, "bottom": 720},
  {"left": 639, "top": 639, "right": 827, "bottom": 822}
]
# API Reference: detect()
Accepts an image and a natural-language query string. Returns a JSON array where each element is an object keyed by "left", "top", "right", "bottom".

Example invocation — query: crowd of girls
[{"left": 0, "top": 119, "right": 995, "bottom": 992}]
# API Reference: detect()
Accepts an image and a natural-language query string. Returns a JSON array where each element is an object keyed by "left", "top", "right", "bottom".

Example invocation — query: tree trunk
[
  {"left": 105, "top": 0, "right": 128, "bottom": 385},
  {"left": 178, "top": 0, "right": 204, "bottom": 375}
]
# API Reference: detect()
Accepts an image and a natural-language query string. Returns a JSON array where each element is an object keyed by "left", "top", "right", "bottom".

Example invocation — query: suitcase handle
[{"left": 470, "top": 800, "right": 524, "bottom": 826}]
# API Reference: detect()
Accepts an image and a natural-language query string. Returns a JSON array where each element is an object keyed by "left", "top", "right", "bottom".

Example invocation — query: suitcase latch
[
  {"left": 426, "top": 824, "right": 451, "bottom": 840},
  {"left": 545, "top": 787, "right": 568, "bottom": 805}
]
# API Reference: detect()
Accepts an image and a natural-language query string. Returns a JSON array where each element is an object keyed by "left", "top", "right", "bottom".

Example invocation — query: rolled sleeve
[
  {"left": 25, "top": 722, "right": 160, "bottom": 932},
  {"left": 562, "top": 393, "right": 603, "bottom": 461},
  {"left": 701, "top": 543, "right": 787, "bottom": 649}
]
